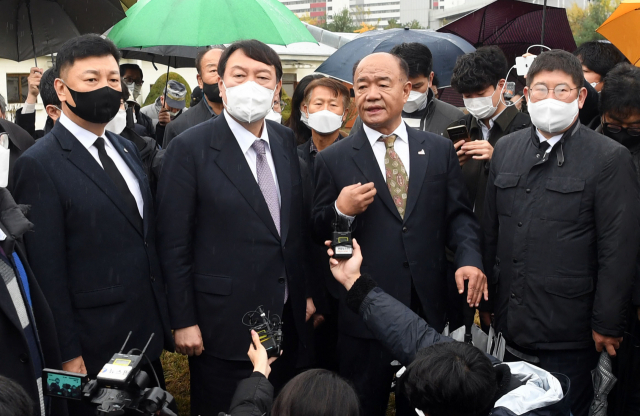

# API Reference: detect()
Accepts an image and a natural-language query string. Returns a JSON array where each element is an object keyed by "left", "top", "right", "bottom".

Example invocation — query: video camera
[
  {"left": 242, "top": 306, "right": 283, "bottom": 358},
  {"left": 43, "top": 332, "right": 177, "bottom": 416}
]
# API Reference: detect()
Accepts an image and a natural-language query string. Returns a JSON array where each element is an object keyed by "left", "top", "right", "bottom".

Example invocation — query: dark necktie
[{"left": 93, "top": 137, "right": 142, "bottom": 225}]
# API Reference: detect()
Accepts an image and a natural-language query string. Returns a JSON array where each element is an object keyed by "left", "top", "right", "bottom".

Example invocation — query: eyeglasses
[
  {"left": 603, "top": 123, "right": 640, "bottom": 136},
  {"left": 529, "top": 84, "right": 579, "bottom": 101},
  {"left": 278, "top": 100, "right": 288, "bottom": 110},
  {"left": 123, "top": 77, "right": 144, "bottom": 86}
]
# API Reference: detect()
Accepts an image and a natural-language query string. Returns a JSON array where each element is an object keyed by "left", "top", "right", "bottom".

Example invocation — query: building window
[
  {"left": 6, "top": 74, "right": 29, "bottom": 104},
  {"left": 282, "top": 73, "right": 297, "bottom": 98}
]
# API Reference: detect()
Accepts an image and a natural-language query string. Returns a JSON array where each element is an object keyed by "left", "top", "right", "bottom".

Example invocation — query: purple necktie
[{"left": 251, "top": 139, "right": 287, "bottom": 302}]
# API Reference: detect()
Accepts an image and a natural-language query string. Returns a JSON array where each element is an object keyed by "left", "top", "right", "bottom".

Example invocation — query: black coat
[
  {"left": 14, "top": 107, "right": 53, "bottom": 140},
  {"left": 0, "top": 119, "right": 35, "bottom": 192},
  {"left": 162, "top": 99, "right": 216, "bottom": 148},
  {"left": 483, "top": 122, "right": 640, "bottom": 350},
  {"left": 156, "top": 115, "right": 311, "bottom": 363},
  {"left": 12, "top": 122, "right": 173, "bottom": 374},
  {"left": 226, "top": 372, "right": 274, "bottom": 416},
  {"left": 0, "top": 188, "right": 67, "bottom": 416},
  {"left": 312, "top": 125, "right": 483, "bottom": 337}
]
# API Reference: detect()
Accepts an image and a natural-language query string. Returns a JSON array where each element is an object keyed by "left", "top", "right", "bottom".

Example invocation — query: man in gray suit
[{"left": 163, "top": 46, "right": 225, "bottom": 148}]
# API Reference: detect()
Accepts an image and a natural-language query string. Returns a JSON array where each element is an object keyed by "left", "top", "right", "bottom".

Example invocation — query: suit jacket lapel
[
  {"left": 268, "top": 124, "right": 291, "bottom": 247},
  {"left": 404, "top": 129, "right": 429, "bottom": 222},
  {"left": 53, "top": 124, "right": 143, "bottom": 236},
  {"left": 211, "top": 117, "right": 281, "bottom": 240},
  {"left": 351, "top": 130, "right": 402, "bottom": 222}
]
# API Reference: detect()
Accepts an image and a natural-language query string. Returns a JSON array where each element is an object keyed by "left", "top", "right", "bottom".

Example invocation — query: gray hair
[{"left": 0, "top": 94, "right": 6, "bottom": 115}]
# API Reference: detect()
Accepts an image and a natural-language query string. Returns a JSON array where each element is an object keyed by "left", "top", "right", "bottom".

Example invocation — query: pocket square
[{"left": 418, "top": 149, "right": 425, "bottom": 155}]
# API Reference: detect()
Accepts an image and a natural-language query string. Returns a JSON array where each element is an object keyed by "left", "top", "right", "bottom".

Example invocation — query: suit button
[
  {"left": 19, "top": 353, "right": 29, "bottom": 363},
  {"left": 510, "top": 293, "right": 516, "bottom": 299},
  {"left": 526, "top": 189, "right": 531, "bottom": 193},
  {"left": 518, "top": 222, "right": 523, "bottom": 227},
  {"left": 150, "top": 275, "right": 155, "bottom": 282},
  {"left": 278, "top": 277, "right": 285, "bottom": 284},
  {"left": 403, "top": 261, "right": 409, "bottom": 268},
  {"left": 536, "top": 153, "right": 541, "bottom": 158},
  {"left": 144, "top": 241, "right": 148, "bottom": 247},
  {"left": 402, "top": 226, "right": 408, "bottom": 233}
]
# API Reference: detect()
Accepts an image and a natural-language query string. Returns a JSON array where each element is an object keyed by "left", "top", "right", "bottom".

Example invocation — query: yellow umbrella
[{"left": 597, "top": 0, "right": 640, "bottom": 66}]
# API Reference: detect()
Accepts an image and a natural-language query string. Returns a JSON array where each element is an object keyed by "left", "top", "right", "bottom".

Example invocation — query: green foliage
[
  {"left": 568, "top": 0, "right": 621, "bottom": 46},
  {"left": 384, "top": 18, "right": 424, "bottom": 29},
  {"left": 280, "top": 87, "right": 292, "bottom": 124},
  {"left": 326, "top": 7, "right": 358, "bottom": 33},
  {"left": 143, "top": 72, "right": 192, "bottom": 108}
]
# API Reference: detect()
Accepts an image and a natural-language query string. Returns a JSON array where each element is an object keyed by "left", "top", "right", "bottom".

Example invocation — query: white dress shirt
[
  {"left": 535, "top": 129, "right": 563, "bottom": 154},
  {"left": 59, "top": 113, "right": 144, "bottom": 217},
  {"left": 21, "top": 101, "right": 36, "bottom": 114},
  {"left": 336, "top": 121, "right": 410, "bottom": 220},
  {"left": 224, "top": 110, "right": 281, "bottom": 204}
]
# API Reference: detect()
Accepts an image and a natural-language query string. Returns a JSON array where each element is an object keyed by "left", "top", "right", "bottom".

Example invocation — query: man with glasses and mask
[
  {"left": 162, "top": 46, "right": 226, "bottom": 148},
  {"left": 12, "top": 34, "right": 173, "bottom": 416},
  {"left": 156, "top": 39, "right": 314, "bottom": 416},
  {"left": 483, "top": 49, "right": 640, "bottom": 416},
  {"left": 119, "top": 63, "right": 154, "bottom": 138}
]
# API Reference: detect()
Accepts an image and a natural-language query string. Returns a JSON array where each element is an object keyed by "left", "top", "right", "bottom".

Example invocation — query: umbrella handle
[
  {"left": 26, "top": 0, "right": 38, "bottom": 67},
  {"left": 162, "top": 63, "right": 170, "bottom": 110},
  {"left": 463, "top": 281, "right": 475, "bottom": 339}
]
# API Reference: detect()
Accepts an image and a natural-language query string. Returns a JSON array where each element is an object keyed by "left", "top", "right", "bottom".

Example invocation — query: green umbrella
[{"left": 107, "top": 0, "right": 317, "bottom": 48}]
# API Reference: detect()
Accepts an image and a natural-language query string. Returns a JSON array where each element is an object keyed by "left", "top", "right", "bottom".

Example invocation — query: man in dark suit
[
  {"left": 312, "top": 53, "right": 487, "bottom": 416},
  {"left": 162, "top": 46, "right": 225, "bottom": 148},
  {"left": 12, "top": 35, "right": 173, "bottom": 415},
  {"left": 156, "top": 39, "right": 314, "bottom": 416},
  {"left": 0, "top": 187, "right": 66, "bottom": 416}
]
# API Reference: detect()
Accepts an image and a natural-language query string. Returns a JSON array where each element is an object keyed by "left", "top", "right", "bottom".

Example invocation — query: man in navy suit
[
  {"left": 12, "top": 35, "right": 172, "bottom": 415},
  {"left": 156, "top": 40, "right": 314, "bottom": 415},
  {"left": 312, "top": 53, "right": 488, "bottom": 416}
]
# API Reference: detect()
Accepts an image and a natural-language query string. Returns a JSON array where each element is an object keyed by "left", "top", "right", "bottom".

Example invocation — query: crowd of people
[{"left": 0, "top": 30, "right": 639, "bottom": 416}]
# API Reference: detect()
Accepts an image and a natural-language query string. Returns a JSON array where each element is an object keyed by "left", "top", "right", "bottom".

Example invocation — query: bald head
[{"left": 352, "top": 52, "right": 412, "bottom": 135}]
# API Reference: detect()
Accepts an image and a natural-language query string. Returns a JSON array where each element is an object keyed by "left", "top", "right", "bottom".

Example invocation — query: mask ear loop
[{"left": 526, "top": 44, "right": 552, "bottom": 54}]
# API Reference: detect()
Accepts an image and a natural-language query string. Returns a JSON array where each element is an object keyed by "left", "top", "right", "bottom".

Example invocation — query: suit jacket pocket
[
  {"left": 494, "top": 173, "right": 520, "bottom": 216},
  {"left": 73, "top": 285, "right": 126, "bottom": 309},
  {"left": 544, "top": 275, "right": 593, "bottom": 298},
  {"left": 544, "top": 177, "right": 585, "bottom": 222},
  {"left": 193, "top": 274, "right": 232, "bottom": 296}
]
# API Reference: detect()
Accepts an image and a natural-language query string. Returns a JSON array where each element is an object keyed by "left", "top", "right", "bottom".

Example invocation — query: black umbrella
[
  {"left": 589, "top": 351, "right": 618, "bottom": 416},
  {"left": 1, "top": 0, "right": 125, "bottom": 65},
  {"left": 314, "top": 28, "right": 475, "bottom": 87}
]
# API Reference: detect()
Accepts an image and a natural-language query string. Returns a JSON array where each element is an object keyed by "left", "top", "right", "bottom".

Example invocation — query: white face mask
[
  {"left": 528, "top": 97, "right": 579, "bottom": 134},
  {"left": 223, "top": 80, "right": 276, "bottom": 123},
  {"left": 404, "top": 89, "right": 429, "bottom": 113},
  {"left": 265, "top": 109, "right": 282, "bottom": 124},
  {"left": 0, "top": 133, "right": 10, "bottom": 188},
  {"left": 126, "top": 82, "right": 142, "bottom": 100},
  {"left": 300, "top": 110, "right": 310, "bottom": 127},
  {"left": 105, "top": 108, "right": 127, "bottom": 135},
  {"left": 307, "top": 109, "right": 343, "bottom": 134},
  {"left": 463, "top": 86, "right": 499, "bottom": 120}
]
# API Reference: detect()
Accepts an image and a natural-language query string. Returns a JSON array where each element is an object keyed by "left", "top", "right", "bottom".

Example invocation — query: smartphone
[
  {"left": 516, "top": 55, "right": 536, "bottom": 76},
  {"left": 447, "top": 125, "right": 471, "bottom": 143},
  {"left": 42, "top": 368, "right": 88, "bottom": 400},
  {"left": 504, "top": 82, "right": 516, "bottom": 100}
]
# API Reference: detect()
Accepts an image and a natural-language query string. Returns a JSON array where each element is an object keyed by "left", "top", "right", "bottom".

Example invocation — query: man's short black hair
[
  {"left": 398, "top": 342, "right": 497, "bottom": 416},
  {"left": 451, "top": 46, "right": 508, "bottom": 94},
  {"left": 0, "top": 375, "right": 33, "bottom": 416},
  {"left": 56, "top": 34, "right": 120, "bottom": 78},
  {"left": 119, "top": 63, "right": 143, "bottom": 80},
  {"left": 40, "top": 67, "right": 61, "bottom": 108},
  {"left": 195, "top": 45, "right": 226, "bottom": 75},
  {"left": 218, "top": 40, "right": 282, "bottom": 82},
  {"left": 352, "top": 54, "right": 410, "bottom": 81},
  {"left": 600, "top": 63, "right": 640, "bottom": 120},
  {"left": 526, "top": 49, "right": 584, "bottom": 89},
  {"left": 574, "top": 41, "right": 627, "bottom": 78},
  {"left": 390, "top": 42, "right": 433, "bottom": 78}
]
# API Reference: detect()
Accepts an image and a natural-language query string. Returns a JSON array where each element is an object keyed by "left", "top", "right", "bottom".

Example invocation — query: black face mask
[
  {"left": 202, "top": 81, "right": 223, "bottom": 103},
  {"left": 602, "top": 124, "right": 640, "bottom": 149},
  {"left": 62, "top": 82, "right": 121, "bottom": 124}
]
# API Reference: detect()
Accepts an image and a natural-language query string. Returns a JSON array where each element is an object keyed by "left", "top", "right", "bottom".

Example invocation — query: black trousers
[
  {"left": 189, "top": 302, "right": 300, "bottom": 416},
  {"left": 504, "top": 347, "right": 599, "bottom": 416}
]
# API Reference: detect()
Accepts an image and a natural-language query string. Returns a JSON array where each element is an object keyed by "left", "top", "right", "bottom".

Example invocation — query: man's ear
[
  {"left": 196, "top": 74, "right": 203, "bottom": 89},
  {"left": 45, "top": 105, "right": 60, "bottom": 121},
  {"left": 54, "top": 78, "right": 68, "bottom": 105},
  {"left": 578, "top": 87, "right": 588, "bottom": 109},
  {"left": 274, "top": 79, "right": 283, "bottom": 98},
  {"left": 429, "top": 71, "right": 434, "bottom": 85},
  {"left": 402, "top": 80, "right": 412, "bottom": 103}
]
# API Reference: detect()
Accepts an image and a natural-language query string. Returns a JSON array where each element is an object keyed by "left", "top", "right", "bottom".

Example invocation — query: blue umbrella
[{"left": 314, "top": 28, "right": 475, "bottom": 87}]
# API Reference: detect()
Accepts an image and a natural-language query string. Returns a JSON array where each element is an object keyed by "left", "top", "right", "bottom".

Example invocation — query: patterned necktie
[
  {"left": 379, "top": 134, "right": 409, "bottom": 219},
  {"left": 251, "top": 139, "right": 281, "bottom": 235}
]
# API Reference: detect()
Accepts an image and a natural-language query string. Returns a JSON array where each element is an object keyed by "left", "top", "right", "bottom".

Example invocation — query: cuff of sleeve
[
  {"left": 346, "top": 274, "right": 377, "bottom": 314},
  {"left": 591, "top": 323, "right": 624, "bottom": 338},
  {"left": 22, "top": 103, "right": 36, "bottom": 114},
  {"left": 250, "top": 372, "right": 266, "bottom": 379},
  {"left": 334, "top": 201, "right": 355, "bottom": 224}
]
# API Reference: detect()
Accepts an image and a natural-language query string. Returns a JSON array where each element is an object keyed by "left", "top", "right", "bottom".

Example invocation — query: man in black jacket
[
  {"left": 312, "top": 52, "right": 486, "bottom": 416},
  {"left": 0, "top": 188, "right": 66, "bottom": 416},
  {"left": 162, "top": 46, "right": 225, "bottom": 148},
  {"left": 12, "top": 35, "right": 173, "bottom": 416},
  {"left": 483, "top": 50, "right": 640, "bottom": 416}
]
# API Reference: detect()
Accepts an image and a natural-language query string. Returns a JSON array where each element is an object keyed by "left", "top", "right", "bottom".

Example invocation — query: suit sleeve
[
  {"left": 481, "top": 143, "right": 501, "bottom": 311},
  {"left": 311, "top": 151, "right": 340, "bottom": 244},
  {"left": 592, "top": 146, "right": 640, "bottom": 336},
  {"left": 12, "top": 154, "right": 81, "bottom": 362},
  {"left": 155, "top": 138, "right": 199, "bottom": 329},
  {"left": 14, "top": 108, "right": 37, "bottom": 140},
  {"left": 162, "top": 123, "right": 177, "bottom": 149},
  {"left": 443, "top": 142, "right": 484, "bottom": 271}
]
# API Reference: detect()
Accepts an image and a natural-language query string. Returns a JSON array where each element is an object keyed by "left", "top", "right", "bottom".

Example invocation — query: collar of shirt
[
  {"left": 224, "top": 110, "right": 271, "bottom": 154},
  {"left": 535, "top": 129, "right": 563, "bottom": 153},
  {"left": 58, "top": 112, "right": 105, "bottom": 150},
  {"left": 202, "top": 97, "right": 215, "bottom": 116},
  {"left": 478, "top": 108, "right": 505, "bottom": 140},
  {"left": 309, "top": 133, "right": 344, "bottom": 155},
  {"left": 362, "top": 120, "right": 408, "bottom": 148}
]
